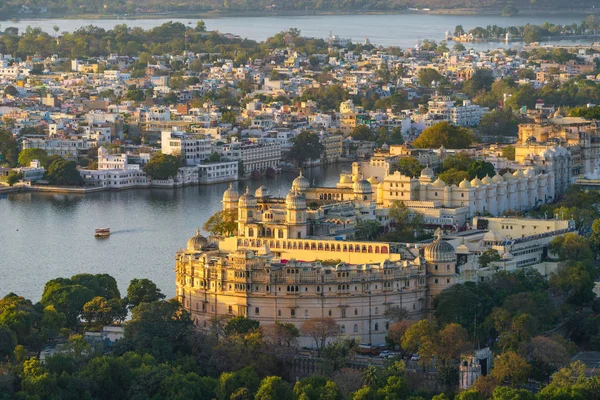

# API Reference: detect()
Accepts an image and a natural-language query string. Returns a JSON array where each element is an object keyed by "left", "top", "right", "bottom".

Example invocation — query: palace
[{"left": 175, "top": 171, "right": 572, "bottom": 347}]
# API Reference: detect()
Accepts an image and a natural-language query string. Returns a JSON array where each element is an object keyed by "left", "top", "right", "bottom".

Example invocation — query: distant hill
[{"left": 1, "top": 0, "right": 598, "bottom": 18}]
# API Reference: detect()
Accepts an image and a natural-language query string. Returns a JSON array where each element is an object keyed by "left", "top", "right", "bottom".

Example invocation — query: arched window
[
  {"left": 353, "top": 324, "right": 358, "bottom": 333},
  {"left": 374, "top": 323, "right": 379, "bottom": 331},
  {"left": 248, "top": 210, "right": 253, "bottom": 218},
  {"left": 341, "top": 325, "right": 346, "bottom": 333},
  {"left": 278, "top": 230, "right": 283, "bottom": 238},
  {"left": 381, "top": 246, "right": 388, "bottom": 254},
  {"left": 362, "top": 245, "right": 367, "bottom": 253},
  {"left": 355, "top": 308, "right": 358, "bottom": 315},
  {"left": 248, "top": 228, "right": 254, "bottom": 237},
  {"left": 375, "top": 246, "right": 380, "bottom": 253},
  {"left": 368, "top": 246, "right": 373, "bottom": 253},
  {"left": 266, "top": 228, "right": 272, "bottom": 237},
  {"left": 291, "top": 309, "right": 295, "bottom": 317}
]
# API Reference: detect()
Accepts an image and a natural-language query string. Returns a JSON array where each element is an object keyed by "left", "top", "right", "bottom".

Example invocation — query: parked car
[
  {"left": 410, "top": 354, "right": 421, "bottom": 361},
  {"left": 379, "top": 350, "right": 392, "bottom": 358}
]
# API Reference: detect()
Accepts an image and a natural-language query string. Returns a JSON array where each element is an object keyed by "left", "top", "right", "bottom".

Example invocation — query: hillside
[{"left": 1, "top": 0, "right": 598, "bottom": 18}]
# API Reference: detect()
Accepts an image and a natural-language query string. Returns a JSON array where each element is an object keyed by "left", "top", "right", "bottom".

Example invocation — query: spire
[
  {"left": 434, "top": 228, "right": 442, "bottom": 241},
  {"left": 229, "top": 183, "right": 233, "bottom": 189},
  {"left": 245, "top": 186, "right": 249, "bottom": 194}
]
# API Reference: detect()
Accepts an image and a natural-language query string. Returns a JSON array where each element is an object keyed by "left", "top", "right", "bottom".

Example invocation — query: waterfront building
[
  {"left": 21, "top": 138, "right": 95, "bottom": 160},
  {"left": 161, "top": 131, "right": 212, "bottom": 166},
  {"left": 176, "top": 174, "right": 575, "bottom": 347}
]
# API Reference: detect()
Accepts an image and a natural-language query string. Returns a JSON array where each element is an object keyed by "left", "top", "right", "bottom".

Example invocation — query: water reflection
[{"left": 0, "top": 164, "right": 350, "bottom": 302}]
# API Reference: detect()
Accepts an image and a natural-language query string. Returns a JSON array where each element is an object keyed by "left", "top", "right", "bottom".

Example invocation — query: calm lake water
[
  {"left": 0, "top": 164, "right": 350, "bottom": 302},
  {"left": 4, "top": 13, "right": 594, "bottom": 48}
]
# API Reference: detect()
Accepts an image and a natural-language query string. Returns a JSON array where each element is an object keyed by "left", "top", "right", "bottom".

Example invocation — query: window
[
  {"left": 434, "top": 278, "right": 439, "bottom": 284},
  {"left": 328, "top": 310, "right": 332, "bottom": 316},
  {"left": 355, "top": 308, "right": 358, "bottom": 315},
  {"left": 341, "top": 325, "right": 346, "bottom": 333},
  {"left": 228, "top": 305, "right": 233, "bottom": 314},
  {"left": 305, "top": 310, "right": 308, "bottom": 317},
  {"left": 341, "top": 309, "right": 346, "bottom": 318},
  {"left": 375, "top": 307, "right": 379, "bottom": 315},
  {"left": 353, "top": 324, "right": 358, "bottom": 333},
  {"left": 255, "top": 307, "right": 260, "bottom": 315},
  {"left": 291, "top": 309, "right": 296, "bottom": 317},
  {"left": 278, "top": 309, "right": 281, "bottom": 316},
  {"left": 374, "top": 323, "right": 379, "bottom": 331}
]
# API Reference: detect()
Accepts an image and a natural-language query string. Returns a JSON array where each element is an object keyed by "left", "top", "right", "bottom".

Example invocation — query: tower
[
  {"left": 285, "top": 189, "right": 308, "bottom": 239},
  {"left": 424, "top": 228, "right": 457, "bottom": 311},
  {"left": 238, "top": 187, "right": 257, "bottom": 236},
  {"left": 222, "top": 183, "right": 240, "bottom": 211}
]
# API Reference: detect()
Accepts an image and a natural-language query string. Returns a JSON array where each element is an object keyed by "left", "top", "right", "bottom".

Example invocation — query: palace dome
[
  {"left": 420, "top": 166, "right": 435, "bottom": 179},
  {"left": 238, "top": 187, "right": 257, "bottom": 208},
  {"left": 481, "top": 175, "right": 493, "bottom": 185},
  {"left": 459, "top": 178, "right": 471, "bottom": 189},
  {"left": 470, "top": 177, "right": 482, "bottom": 187},
  {"left": 424, "top": 229, "right": 456, "bottom": 263},
  {"left": 432, "top": 178, "right": 446, "bottom": 188},
  {"left": 286, "top": 190, "right": 307, "bottom": 209},
  {"left": 292, "top": 170, "right": 310, "bottom": 191},
  {"left": 222, "top": 183, "right": 239, "bottom": 203},
  {"left": 255, "top": 185, "right": 269, "bottom": 198},
  {"left": 353, "top": 178, "right": 372, "bottom": 194},
  {"left": 492, "top": 174, "right": 503, "bottom": 183},
  {"left": 187, "top": 229, "right": 208, "bottom": 252}
]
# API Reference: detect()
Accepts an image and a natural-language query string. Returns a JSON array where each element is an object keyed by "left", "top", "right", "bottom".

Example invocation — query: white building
[
  {"left": 161, "top": 131, "right": 212, "bottom": 166},
  {"left": 198, "top": 161, "right": 239, "bottom": 184}
]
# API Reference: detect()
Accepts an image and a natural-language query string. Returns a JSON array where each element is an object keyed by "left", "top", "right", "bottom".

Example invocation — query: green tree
[
  {"left": 549, "top": 233, "right": 593, "bottom": 262},
  {"left": 223, "top": 316, "right": 260, "bottom": 337},
  {"left": 502, "top": 145, "right": 516, "bottom": 161},
  {"left": 289, "top": 131, "right": 324, "bottom": 167},
  {"left": 45, "top": 157, "right": 83, "bottom": 186},
  {"left": 412, "top": 122, "right": 474, "bottom": 149},
  {"left": 0, "top": 129, "right": 19, "bottom": 166},
  {"left": 41, "top": 282, "right": 95, "bottom": 327},
  {"left": 355, "top": 220, "right": 382, "bottom": 240},
  {"left": 203, "top": 209, "right": 237, "bottom": 237},
  {"left": 0, "top": 325, "right": 17, "bottom": 359},
  {"left": 255, "top": 376, "right": 293, "bottom": 400},
  {"left": 143, "top": 152, "right": 179, "bottom": 180},
  {"left": 6, "top": 171, "right": 22, "bottom": 186},
  {"left": 479, "top": 248, "right": 501, "bottom": 268},
  {"left": 82, "top": 296, "right": 115, "bottom": 327},
  {"left": 350, "top": 125, "right": 375, "bottom": 141},
  {"left": 438, "top": 169, "right": 469, "bottom": 185},
  {"left": 392, "top": 157, "right": 424, "bottom": 178},
  {"left": 490, "top": 351, "right": 531, "bottom": 386},
  {"left": 418, "top": 68, "right": 443, "bottom": 88},
  {"left": 18, "top": 148, "right": 48, "bottom": 167},
  {"left": 126, "top": 278, "right": 166, "bottom": 309},
  {"left": 467, "top": 160, "right": 495, "bottom": 179},
  {"left": 221, "top": 111, "right": 236, "bottom": 125}
]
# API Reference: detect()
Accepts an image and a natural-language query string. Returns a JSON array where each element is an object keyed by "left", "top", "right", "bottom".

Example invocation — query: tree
[
  {"left": 45, "top": 157, "right": 82, "bottom": 186},
  {"left": 41, "top": 282, "right": 95, "bottom": 327},
  {"left": 355, "top": 220, "right": 382, "bottom": 240},
  {"left": 502, "top": 145, "right": 516, "bottom": 161},
  {"left": 463, "top": 69, "right": 495, "bottom": 98},
  {"left": 82, "top": 296, "right": 115, "bottom": 327},
  {"left": 223, "top": 317, "right": 260, "bottom": 337},
  {"left": 294, "top": 376, "right": 343, "bottom": 400},
  {"left": 0, "top": 325, "right": 17, "bottom": 359},
  {"left": 412, "top": 122, "right": 474, "bottom": 149},
  {"left": 0, "top": 129, "right": 19, "bottom": 166},
  {"left": 438, "top": 169, "right": 469, "bottom": 185},
  {"left": 6, "top": 171, "right": 22, "bottom": 186},
  {"left": 208, "top": 152, "right": 221, "bottom": 162},
  {"left": 18, "top": 148, "right": 48, "bottom": 167},
  {"left": 350, "top": 125, "right": 375, "bottom": 141},
  {"left": 331, "top": 368, "right": 363, "bottom": 399},
  {"left": 301, "top": 317, "right": 340, "bottom": 355},
  {"left": 289, "top": 131, "right": 324, "bottom": 167},
  {"left": 255, "top": 376, "right": 293, "bottom": 400},
  {"left": 467, "top": 160, "right": 495, "bottom": 179},
  {"left": 383, "top": 306, "right": 409, "bottom": 323},
  {"left": 4, "top": 85, "right": 18, "bottom": 97},
  {"left": 401, "top": 319, "right": 437, "bottom": 363},
  {"left": 143, "top": 152, "right": 179, "bottom": 180},
  {"left": 392, "top": 157, "right": 424, "bottom": 178},
  {"left": 220, "top": 111, "right": 236, "bottom": 125},
  {"left": 203, "top": 209, "right": 237, "bottom": 237},
  {"left": 126, "top": 278, "right": 165, "bottom": 309},
  {"left": 261, "top": 321, "right": 299, "bottom": 357},
  {"left": 490, "top": 351, "right": 531, "bottom": 386},
  {"left": 478, "top": 108, "right": 519, "bottom": 139},
  {"left": 418, "top": 68, "right": 443, "bottom": 88},
  {"left": 385, "top": 320, "right": 414, "bottom": 352},
  {"left": 479, "top": 248, "right": 501, "bottom": 268},
  {"left": 549, "top": 233, "right": 593, "bottom": 262}
]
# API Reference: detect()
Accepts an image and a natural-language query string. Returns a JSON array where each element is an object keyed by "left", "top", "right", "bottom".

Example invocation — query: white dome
[
  {"left": 432, "top": 178, "right": 446, "bottom": 188},
  {"left": 292, "top": 170, "right": 310, "bottom": 191},
  {"left": 481, "top": 175, "right": 493, "bottom": 185},
  {"left": 286, "top": 190, "right": 307, "bottom": 210},
  {"left": 492, "top": 174, "right": 503, "bottom": 183},
  {"left": 353, "top": 178, "right": 373, "bottom": 194},
  {"left": 459, "top": 178, "right": 471, "bottom": 189},
  {"left": 470, "top": 177, "right": 482, "bottom": 187},
  {"left": 239, "top": 187, "right": 257, "bottom": 208},
  {"left": 187, "top": 229, "right": 208, "bottom": 252},
  {"left": 420, "top": 166, "right": 435, "bottom": 178},
  {"left": 223, "top": 183, "right": 239, "bottom": 202},
  {"left": 424, "top": 229, "right": 456, "bottom": 263}
]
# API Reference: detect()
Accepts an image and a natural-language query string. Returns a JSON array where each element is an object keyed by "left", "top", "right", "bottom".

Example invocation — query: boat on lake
[{"left": 95, "top": 228, "right": 110, "bottom": 238}]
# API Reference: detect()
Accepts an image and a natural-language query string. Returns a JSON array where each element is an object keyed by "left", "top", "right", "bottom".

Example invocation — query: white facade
[
  {"left": 198, "top": 161, "right": 238, "bottom": 184},
  {"left": 161, "top": 131, "right": 212, "bottom": 166}
]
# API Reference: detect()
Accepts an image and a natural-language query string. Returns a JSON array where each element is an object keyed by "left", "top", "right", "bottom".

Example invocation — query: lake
[
  {"left": 3, "top": 13, "right": 595, "bottom": 48},
  {"left": 0, "top": 164, "right": 350, "bottom": 302}
]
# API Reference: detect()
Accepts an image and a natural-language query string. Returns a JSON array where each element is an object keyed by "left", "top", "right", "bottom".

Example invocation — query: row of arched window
[{"left": 237, "top": 238, "right": 388, "bottom": 254}]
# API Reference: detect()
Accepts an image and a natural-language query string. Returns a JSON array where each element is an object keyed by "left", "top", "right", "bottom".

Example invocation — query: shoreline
[{"left": 2, "top": 8, "right": 597, "bottom": 22}]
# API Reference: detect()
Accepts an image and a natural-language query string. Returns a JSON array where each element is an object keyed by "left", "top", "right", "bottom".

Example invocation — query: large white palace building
[{"left": 176, "top": 168, "right": 572, "bottom": 347}]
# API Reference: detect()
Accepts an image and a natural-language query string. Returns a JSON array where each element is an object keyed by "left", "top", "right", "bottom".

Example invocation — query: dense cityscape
[{"left": 2, "top": 12, "right": 600, "bottom": 400}]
